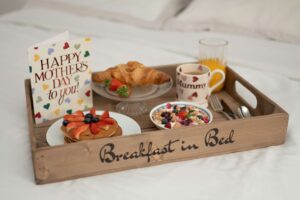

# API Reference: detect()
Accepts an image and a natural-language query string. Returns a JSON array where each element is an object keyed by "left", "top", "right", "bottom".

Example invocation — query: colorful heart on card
[{"left": 28, "top": 37, "right": 93, "bottom": 124}]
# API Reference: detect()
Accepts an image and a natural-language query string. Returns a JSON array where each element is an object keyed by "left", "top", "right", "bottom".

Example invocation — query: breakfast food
[
  {"left": 92, "top": 61, "right": 171, "bottom": 97},
  {"left": 61, "top": 108, "right": 122, "bottom": 143},
  {"left": 152, "top": 103, "right": 210, "bottom": 129}
]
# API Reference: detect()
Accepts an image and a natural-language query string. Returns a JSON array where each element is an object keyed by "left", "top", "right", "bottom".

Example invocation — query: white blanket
[{"left": 0, "top": 7, "right": 300, "bottom": 200}]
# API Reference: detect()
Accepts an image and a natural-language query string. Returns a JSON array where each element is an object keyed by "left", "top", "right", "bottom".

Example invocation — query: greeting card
[{"left": 28, "top": 32, "right": 93, "bottom": 124}]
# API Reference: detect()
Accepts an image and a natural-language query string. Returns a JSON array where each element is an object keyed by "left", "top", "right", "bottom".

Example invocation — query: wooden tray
[{"left": 25, "top": 64, "right": 289, "bottom": 184}]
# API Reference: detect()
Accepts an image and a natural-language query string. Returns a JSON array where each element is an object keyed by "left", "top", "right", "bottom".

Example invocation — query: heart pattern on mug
[
  {"left": 192, "top": 92, "right": 198, "bottom": 98},
  {"left": 34, "top": 46, "right": 38, "bottom": 50},
  {"left": 29, "top": 66, "right": 32, "bottom": 73},
  {"left": 198, "top": 65, "right": 203, "bottom": 71},
  {"left": 192, "top": 76, "right": 199, "bottom": 82},
  {"left": 63, "top": 42, "right": 69, "bottom": 49},
  {"left": 66, "top": 109, "right": 73, "bottom": 114}
]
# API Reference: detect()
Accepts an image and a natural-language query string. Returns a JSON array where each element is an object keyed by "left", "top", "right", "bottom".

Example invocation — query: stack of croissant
[{"left": 92, "top": 61, "right": 171, "bottom": 87}]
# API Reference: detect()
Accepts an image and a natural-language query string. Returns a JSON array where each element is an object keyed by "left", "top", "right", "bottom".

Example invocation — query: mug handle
[{"left": 208, "top": 69, "right": 226, "bottom": 94}]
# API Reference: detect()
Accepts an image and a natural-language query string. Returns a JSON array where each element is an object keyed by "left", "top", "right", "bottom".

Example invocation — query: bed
[{"left": 0, "top": 1, "right": 299, "bottom": 199}]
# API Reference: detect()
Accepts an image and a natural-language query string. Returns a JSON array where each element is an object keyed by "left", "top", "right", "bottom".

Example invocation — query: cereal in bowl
[{"left": 152, "top": 103, "right": 210, "bottom": 129}]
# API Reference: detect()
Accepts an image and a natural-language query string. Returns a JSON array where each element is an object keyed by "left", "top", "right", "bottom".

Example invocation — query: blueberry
[
  {"left": 84, "top": 118, "right": 92, "bottom": 124},
  {"left": 62, "top": 120, "right": 69, "bottom": 126},
  {"left": 161, "top": 118, "right": 168, "bottom": 124},
  {"left": 161, "top": 112, "right": 171, "bottom": 117},
  {"left": 85, "top": 113, "right": 93, "bottom": 119},
  {"left": 166, "top": 116, "right": 172, "bottom": 122},
  {"left": 92, "top": 117, "right": 100, "bottom": 123}
]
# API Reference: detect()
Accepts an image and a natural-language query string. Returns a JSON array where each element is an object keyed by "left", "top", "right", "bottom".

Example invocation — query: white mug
[{"left": 176, "top": 64, "right": 225, "bottom": 107}]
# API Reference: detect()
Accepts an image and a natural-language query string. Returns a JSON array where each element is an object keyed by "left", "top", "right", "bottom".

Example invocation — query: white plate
[
  {"left": 46, "top": 111, "right": 141, "bottom": 146},
  {"left": 149, "top": 101, "right": 213, "bottom": 130},
  {"left": 92, "top": 79, "right": 173, "bottom": 102}
]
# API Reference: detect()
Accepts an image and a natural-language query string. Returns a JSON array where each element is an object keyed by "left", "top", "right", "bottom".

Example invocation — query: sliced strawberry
[
  {"left": 63, "top": 115, "right": 85, "bottom": 122},
  {"left": 71, "top": 124, "right": 90, "bottom": 139},
  {"left": 73, "top": 110, "right": 84, "bottom": 117},
  {"left": 109, "top": 79, "right": 123, "bottom": 91},
  {"left": 101, "top": 110, "right": 110, "bottom": 119},
  {"left": 90, "top": 123, "right": 101, "bottom": 135},
  {"left": 102, "top": 118, "right": 114, "bottom": 125},
  {"left": 96, "top": 121, "right": 108, "bottom": 126},
  {"left": 90, "top": 107, "right": 96, "bottom": 117},
  {"left": 66, "top": 122, "right": 84, "bottom": 132},
  {"left": 177, "top": 110, "right": 188, "bottom": 120}
]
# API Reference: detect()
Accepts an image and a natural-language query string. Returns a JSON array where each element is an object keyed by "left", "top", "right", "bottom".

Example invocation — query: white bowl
[{"left": 149, "top": 101, "right": 213, "bottom": 130}]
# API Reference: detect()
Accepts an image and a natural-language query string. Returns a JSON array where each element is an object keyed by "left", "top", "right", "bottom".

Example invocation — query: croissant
[{"left": 92, "top": 61, "right": 171, "bottom": 87}]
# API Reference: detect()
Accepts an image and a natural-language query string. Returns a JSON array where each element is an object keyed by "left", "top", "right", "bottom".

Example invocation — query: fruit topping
[
  {"left": 165, "top": 122, "right": 171, "bottom": 129},
  {"left": 90, "top": 107, "right": 96, "bottom": 117},
  {"left": 85, "top": 113, "right": 93, "bottom": 119},
  {"left": 84, "top": 117, "right": 92, "bottom": 124},
  {"left": 62, "top": 120, "right": 69, "bottom": 126},
  {"left": 91, "top": 117, "right": 100, "bottom": 123},
  {"left": 63, "top": 107, "right": 116, "bottom": 138},
  {"left": 73, "top": 110, "right": 84, "bottom": 117},
  {"left": 63, "top": 115, "right": 85, "bottom": 122},
  {"left": 166, "top": 103, "right": 171, "bottom": 109},
  {"left": 161, "top": 118, "right": 168, "bottom": 124},
  {"left": 90, "top": 123, "right": 101, "bottom": 135},
  {"left": 102, "top": 118, "right": 115, "bottom": 125},
  {"left": 105, "top": 79, "right": 123, "bottom": 91},
  {"left": 71, "top": 124, "right": 90, "bottom": 139},
  {"left": 177, "top": 110, "right": 188, "bottom": 119},
  {"left": 101, "top": 110, "right": 109, "bottom": 119},
  {"left": 66, "top": 122, "right": 85, "bottom": 132}
]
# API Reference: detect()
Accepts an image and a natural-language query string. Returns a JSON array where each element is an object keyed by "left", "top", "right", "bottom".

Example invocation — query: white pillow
[
  {"left": 164, "top": 0, "right": 300, "bottom": 43},
  {"left": 27, "top": 0, "right": 191, "bottom": 29}
]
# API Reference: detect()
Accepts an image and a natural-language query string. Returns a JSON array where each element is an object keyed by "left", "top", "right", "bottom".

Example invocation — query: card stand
[{"left": 25, "top": 64, "right": 289, "bottom": 184}]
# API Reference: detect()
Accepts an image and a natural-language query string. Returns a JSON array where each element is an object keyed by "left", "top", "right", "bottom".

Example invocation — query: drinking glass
[{"left": 199, "top": 38, "right": 228, "bottom": 92}]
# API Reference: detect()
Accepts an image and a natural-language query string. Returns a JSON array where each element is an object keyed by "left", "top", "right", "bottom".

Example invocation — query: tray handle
[{"left": 225, "top": 67, "right": 276, "bottom": 116}]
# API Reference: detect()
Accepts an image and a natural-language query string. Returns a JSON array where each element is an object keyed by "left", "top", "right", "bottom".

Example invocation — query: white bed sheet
[{"left": 0, "top": 7, "right": 300, "bottom": 200}]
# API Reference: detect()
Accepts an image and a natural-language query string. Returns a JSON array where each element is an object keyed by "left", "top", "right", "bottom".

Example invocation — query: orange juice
[{"left": 199, "top": 58, "right": 226, "bottom": 92}]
